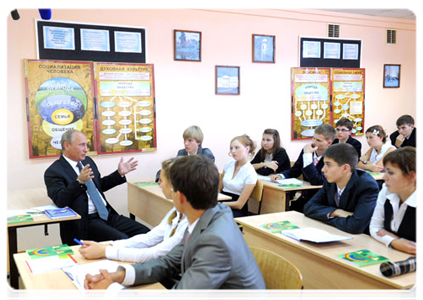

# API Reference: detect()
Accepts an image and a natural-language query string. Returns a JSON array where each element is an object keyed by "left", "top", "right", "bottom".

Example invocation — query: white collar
[
  {"left": 62, "top": 154, "right": 80, "bottom": 169},
  {"left": 386, "top": 190, "right": 416, "bottom": 208},
  {"left": 188, "top": 218, "right": 199, "bottom": 234}
]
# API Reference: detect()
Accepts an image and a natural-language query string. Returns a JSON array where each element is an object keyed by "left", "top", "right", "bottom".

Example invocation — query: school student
[
  {"left": 303, "top": 143, "right": 379, "bottom": 234},
  {"left": 220, "top": 135, "right": 258, "bottom": 217},
  {"left": 369, "top": 147, "right": 416, "bottom": 255},
  {"left": 84, "top": 155, "right": 265, "bottom": 290},
  {"left": 155, "top": 125, "right": 214, "bottom": 182},
  {"left": 270, "top": 123, "right": 336, "bottom": 212},
  {"left": 332, "top": 118, "right": 362, "bottom": 157},
  {"left": 79, "top": 158, "right": 188, "bottom": 263},
  {"left": 250, "top": 128, "right": 290, "bottom": 175},
  {"left": 389, "top": 115, "right": 416, "bottom": 148},
  {"left": 358, "top": 125, "right": 396, "bottom": 172}
]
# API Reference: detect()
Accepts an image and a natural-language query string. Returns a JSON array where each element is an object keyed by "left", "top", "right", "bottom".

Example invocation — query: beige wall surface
[{"left": 6, "top": 9, "right": 416, "bottom": 249}]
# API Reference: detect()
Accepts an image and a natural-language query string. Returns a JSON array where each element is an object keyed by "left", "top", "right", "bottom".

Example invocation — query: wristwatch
[
  {"left": 361, "top": 160, "right": 368, "bottom": 164},
  {"left": 76, "top": 178, "right": 84, "bottom": 185}
]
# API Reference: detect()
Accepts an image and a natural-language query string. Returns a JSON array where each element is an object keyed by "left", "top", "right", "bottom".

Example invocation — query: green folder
[
  {"left": 26, "top": 244, "right": 74, "bottom": 259},
  {"left": 261, "top": 221, "right": 300, "bottom": 233},
  {"left": 338, "top": 249, "right": 389, "bottom": 267},
  {"left": 7, "top": 215, "right": 33, "bottom": 224}
]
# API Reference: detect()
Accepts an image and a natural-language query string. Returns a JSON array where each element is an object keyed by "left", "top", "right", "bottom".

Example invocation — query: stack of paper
[{"left": 26, "top": 254, "right": 77, "bottom": 274}]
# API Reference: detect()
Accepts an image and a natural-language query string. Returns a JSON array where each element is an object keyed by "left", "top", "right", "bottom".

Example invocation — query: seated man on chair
[
  {"left": 303, "top": 143, "right": 379, "bottom": 234},
  {"left": 44, "top": 129, "right": 150, "bottom": 245},
  {"left": 84, "top": 155, "right": 265, "bottom": 290}
]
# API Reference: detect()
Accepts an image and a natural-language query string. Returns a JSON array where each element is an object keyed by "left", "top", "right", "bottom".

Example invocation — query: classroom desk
[
  {"left": 249, "top": 179, "right": 322, "bottom": 214},
  {"left": 13, "top": 245, "right": 165, "bottom": 290},
  {"left": 235, "top": 211, "right": 415, "bottom": 289},
  {"left": 7, "top": 188, "right": 81, "bottom": 289},
  {"left": 128, "top": 182, "right": 231, "bottom": 227}
]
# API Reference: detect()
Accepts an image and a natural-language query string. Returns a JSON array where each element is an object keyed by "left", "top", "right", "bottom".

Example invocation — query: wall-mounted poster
[
  {"left": 94, "top": 62, "right": 156, "bottom": 154},
  {"left": 331, "top": 68, "right": 365, "bottom": 135},
  {"left": 291, "top": 68, "right": 331, "bottom": 140},
  {"left": 24, "top": 59, "right": 96, "bottom": 158}
]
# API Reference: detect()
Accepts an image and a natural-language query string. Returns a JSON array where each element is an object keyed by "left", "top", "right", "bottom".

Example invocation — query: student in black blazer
[
  {"left": 303, "top": 143, "right": 379, "bottom": 234},
  {"left": 332, "top": 118, "right": 362, "bottom": 157},
  {"left": 389, "top": 115, "right": 416, "bottom": 148},
  {"left": 271, "top": 124, "right": 336, "bottom": 212},
  {"left": 251, "top": 128, "right": 290, "bottom": 175},
  {"left": 44, "top": 129, "right": 149, "bottom": 245}
]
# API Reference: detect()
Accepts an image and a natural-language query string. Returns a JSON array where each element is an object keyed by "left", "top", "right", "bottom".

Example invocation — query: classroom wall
[{"left": 6, "top": 9, "right": 416, "bottom": 249}]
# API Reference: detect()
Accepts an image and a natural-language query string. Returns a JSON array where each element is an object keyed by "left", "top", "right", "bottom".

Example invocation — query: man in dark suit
[
  {"left": 44, "top": 129, "right": 149, "bottom": 245},
  {"left": 332, "top": 118, "right": 362, "bottom": 157},
  {"left": 303, "top": 143, "right": 379, "bottom": 234},
  {"left": 389, "top": 115, "right": 416, "bottom": 148},
  {"left": 84, "top": 155, "right": 265, "bottom": 290},
  {"left": 271, "top": 123, "right": 336, "bottom": 212}
]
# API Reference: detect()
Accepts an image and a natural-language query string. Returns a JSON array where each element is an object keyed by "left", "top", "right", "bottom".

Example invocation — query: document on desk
[
  {"left": 25, "top": 254, "right": 77, "bottom": 274},
  {"left": 282, "top": 227, "right": 352, "bottom": 243},
  {"left": 63, "top": 260, "right": 120, "bottom": 290},
  {"left": 257, "top": 175, "right": 303, "bottom": 186}
]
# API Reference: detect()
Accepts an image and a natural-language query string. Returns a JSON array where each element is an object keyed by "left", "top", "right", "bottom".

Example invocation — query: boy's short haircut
[
  {"left": 315, "top": 123, "right": 336, "bottom": 141},
  {"left": 169, "top": 155, "right": 219, "bottom": 210},
  {"left": 323, "top": 143, "right": 358, "bottom": 173},
  {"left": 336, "top": 118, "right": 353, "bottom": 131},
  {"left": 396, "top": 115, "right": 415, "bottom": 126},
  {"left": 183, "top": 125, "right": 204, "bottom": 144}
]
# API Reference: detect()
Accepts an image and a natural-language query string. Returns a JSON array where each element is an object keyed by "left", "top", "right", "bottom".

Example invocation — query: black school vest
[{"left": 384, "top": 200, "right": 416, "bottom": 242}]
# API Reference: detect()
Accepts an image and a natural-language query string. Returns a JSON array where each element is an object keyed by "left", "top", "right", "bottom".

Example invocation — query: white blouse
[
  {"left": 222, "top": 159, "right": 257, "bottom": 195},
  {"left": 369, "top": 142, "right": 395, "bottom": 163},
  {"left": 106, "top": 207, "right": 188, "bottom": 263},
  {"left": 369, "top": 184, "right": 416, "bottom": 247}
]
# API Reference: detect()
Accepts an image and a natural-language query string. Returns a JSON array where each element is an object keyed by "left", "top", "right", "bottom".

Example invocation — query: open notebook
[{"left": 282, "top": 227, "right": 353, "bottom": 243}]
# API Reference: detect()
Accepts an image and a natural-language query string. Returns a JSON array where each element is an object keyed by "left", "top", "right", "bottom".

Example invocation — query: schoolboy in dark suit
[
  {"left": 303, "top": 143, "right": 379, "bottom": 234},
  {"left": 332, "top": 118, "right": 362, "bottom": 157},
  {"left": 389, "top": 115, "right": 416, "bottom": 148},
  {"left": 271, "top": 123, "right": 336, "bottom": 211}
]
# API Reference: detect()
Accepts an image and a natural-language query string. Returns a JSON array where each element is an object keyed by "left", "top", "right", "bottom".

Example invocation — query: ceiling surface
[{"left": 316, "top": 9, "right": 416, "bottom": 20}]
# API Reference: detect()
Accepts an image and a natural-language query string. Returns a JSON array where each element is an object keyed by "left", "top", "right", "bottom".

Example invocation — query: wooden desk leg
[{"left": 8, "top": 227, "right": 18, "bottom": 289}]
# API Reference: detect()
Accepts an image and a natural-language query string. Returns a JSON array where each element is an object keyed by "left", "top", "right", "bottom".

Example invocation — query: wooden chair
[
  {"left": 248, "top": 180, "right": 264, "bottom": 214},
  {"left": 250, "top": 246, "right": 303, "bottom": 289}
]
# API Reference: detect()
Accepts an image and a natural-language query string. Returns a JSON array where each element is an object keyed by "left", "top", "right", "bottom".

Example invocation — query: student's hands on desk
[
  {"left": 84, "top": 269, "right": 126, "bottom": 289},
  {"left": 329, "top": 209, "right": 354, "bottom": 218},
  {"left": 270, "top": 174, "right": 282, "bottom": 182},
  {"left": 376, "top": 229, "right": 416, "bottom": 255},
  {"left": 79, "top": 240, "right": 110, "bottom": 259}
]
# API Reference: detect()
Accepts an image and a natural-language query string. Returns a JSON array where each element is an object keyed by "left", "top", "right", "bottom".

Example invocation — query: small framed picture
[
  {"left": 253, "top": 34, "right": 275, "bottom": 63},
  {"left": 215, "top": 66, "right": 240, "bottom": 95},
  {"left": 174, "top": 29, "right": 201, "bottom": 62},
  {"left": 383, "top": 64, "right": 401, "bottom": 88}
]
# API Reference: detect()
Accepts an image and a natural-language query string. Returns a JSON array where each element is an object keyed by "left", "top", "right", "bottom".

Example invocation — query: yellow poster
[
  {"left": 291, "top": 68, "right": 331, "bottom": 140},
  {"left": 94, "top": 62, "right": 157, "bottom": 154},
  {"left": 331, "top": 68, "right": 365, "bottom": 136},
  {"left": 24, "top": 60, "right": 95, "bottom": 158}
]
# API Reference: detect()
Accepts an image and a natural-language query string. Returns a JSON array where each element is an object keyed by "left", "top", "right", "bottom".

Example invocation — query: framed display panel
[
  {"left": 252, "top": 34, "right": 275, "bottom": 63},
  {"left": 291, "top": 68, "right": 331, "bottom": 140},
  {"left": 383, "top": 64, "right": 400, "bottom": 88},
  {"left": 331, "top": 68, "right": 365, "bottom": 135},
  {"left": 94, "top": 62, "right": 157, "bottom": 154},
  {"left": 36, "top": 20, "right": 146, "bottom": 63},
  {"left": 215, "top": 66, "right": 240, "bottom": 95},
  {"left": 24, "top": 59, "right": 97, "bottom": 158},
  {"left": 174, "top": 30, "right": 201, "bottom": 61},
  {"left": 299, "top": 37, "right": 361, "bottom": 68}
]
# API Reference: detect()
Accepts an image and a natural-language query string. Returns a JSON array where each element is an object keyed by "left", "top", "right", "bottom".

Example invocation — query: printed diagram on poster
[
  {"left": 24, "top": 59, "right": 157, "bottom": 159},
  {"left": 24, "top": 60, "right": 96, "bottom": 158},
  {"left": 94, "top": 63, "right": 156, "bottom": 154},
  {"left": 331, "top": 69, "right": 365, "bottom": 135},
  {"left": 291, "top": 68, "right": 331, "bottom": 139}
]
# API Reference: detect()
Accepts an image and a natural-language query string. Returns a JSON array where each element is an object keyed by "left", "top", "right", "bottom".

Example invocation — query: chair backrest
[
  {"left": 250, "top": 246, "right": 303, "bottom": 289},
  {"left": 249, "top": 180, "right": 264, "bottom": 203}
]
